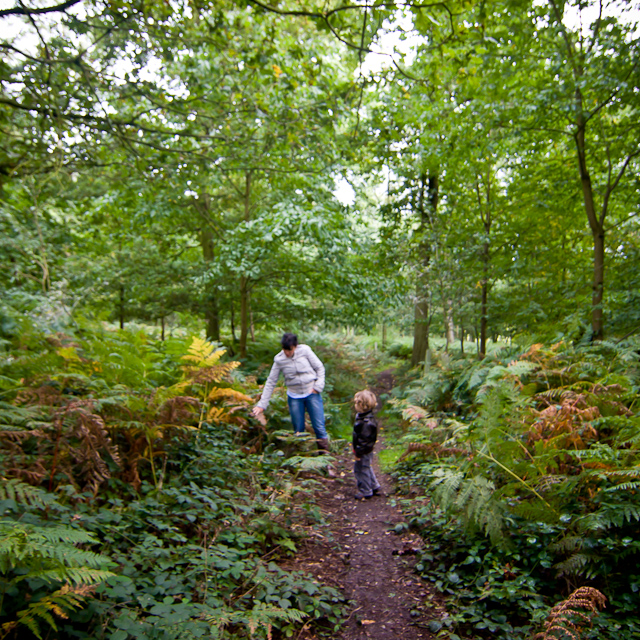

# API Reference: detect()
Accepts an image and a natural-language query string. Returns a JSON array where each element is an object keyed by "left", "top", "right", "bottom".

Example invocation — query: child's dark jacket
[{"left": 353, "top": 410, "right": 378, "bottom": 457}]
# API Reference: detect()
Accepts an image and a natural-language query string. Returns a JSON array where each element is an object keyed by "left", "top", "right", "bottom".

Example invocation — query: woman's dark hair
[{"left": 281, "top": 333, "right": 298, "bottom": 350}]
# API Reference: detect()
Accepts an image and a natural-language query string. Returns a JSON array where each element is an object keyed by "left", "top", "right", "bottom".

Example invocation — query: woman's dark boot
[{"left": 316, "top": 438, "right": 330, "bottom": 452}]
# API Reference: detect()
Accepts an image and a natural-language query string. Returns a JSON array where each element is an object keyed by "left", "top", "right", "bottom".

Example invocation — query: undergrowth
[
  {"left": 387, "top": 340, "right": 640, "bottom": 640},
  {"left": 0, "top": 320, "right": 347, "bottom": 639}
]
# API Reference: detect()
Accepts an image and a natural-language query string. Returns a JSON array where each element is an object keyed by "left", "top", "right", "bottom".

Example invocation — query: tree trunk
[
  {"left": 476, "top": 172, "right": 492, "bottom": 359},
  {"left": 411, "top": 291, "right": 430, "bottom": 367},
  {"left": 591, "top": 228, "right": 605, "bottom": 339},
  {"left": 480, "top": 264, "right": 489, "bottom": 358},
  {"left": 198, "top": 193, "right": 220, "bottom": 342},
  {"left": 250, "top": 301, "right": 255, "bottom": 343},
  {"left": 238, "top": 171, "right": 253, "bottom": 357},
  {"left": 239, "top": 277, "right": 249, "bottom": 357},
  {"left": 411, "top": 173, "right": 438, "bottom": 367},
  {"left": 575, "top": 99, "right": 604, "bottom": 339},
  {"left": 443, "top": 298, "right": 455, "bottom": 347},
  {"left": 230, "top": 304, "right": 237, "bottom": 343},
  {"left": 161, "top": 316, "right": 165, "bottom": 341},
  {"left": 119, "top": 284, "right": 125, "bottom": 330}
]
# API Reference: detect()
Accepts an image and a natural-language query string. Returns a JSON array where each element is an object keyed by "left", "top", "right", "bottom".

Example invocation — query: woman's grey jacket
[{"left": 255, "top": 344, "right": 325, "bottom": 410}]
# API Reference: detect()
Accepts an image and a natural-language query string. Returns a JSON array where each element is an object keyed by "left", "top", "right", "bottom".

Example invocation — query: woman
[{"left": 251, "top": 333, "right": 330, "bottom": 451}]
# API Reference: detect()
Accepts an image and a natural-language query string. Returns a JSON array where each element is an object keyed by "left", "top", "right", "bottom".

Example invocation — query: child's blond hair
[{"left": 354, "top": 390, "right": 377, "bottom": 413}]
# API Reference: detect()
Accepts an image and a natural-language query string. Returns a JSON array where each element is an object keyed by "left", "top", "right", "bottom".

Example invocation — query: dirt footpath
[{"left": 282, "top": 446, "right": 446, "bottom": 639}]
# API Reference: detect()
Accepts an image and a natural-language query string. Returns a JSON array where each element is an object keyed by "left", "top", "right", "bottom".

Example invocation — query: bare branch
[
  {"left": 547, "top": 0, "right": 580, "bottom": 76},
  {"left": 246, "top": 0, "right": 454, "bottom": 53},
  {"left": 0, "top": 42, "right": 79, "bottom": 64},
  {"left": 601, "top": 146, "right": 640, "bottom": 226},
  {"left": 586, "top": 0, "right": 604, "bottom": 56},
  {"left": 18, "top": 0, "right": 51, "bottom": 65},
  {"left": 0, "top": 0, "right": 82, "bottom": 18}
]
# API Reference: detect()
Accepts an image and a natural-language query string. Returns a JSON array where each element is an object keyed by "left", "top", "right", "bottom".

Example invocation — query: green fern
[
  {"left": 2, "top": 584, "right": 93, "bottom": 639},
  {"left": 604, "top": 480, "right": 640, "bottom": 492},
  {"left": 598, "top": 468, "right": 640, "bottom": 479},
  {"left": 549, "top": 535, "right": 587, "bottom": 554},
  {"left": 0, "top": 400, "right": 46, "bottom": 430},
  {"left": 0, "top": 521, "right": 115, "bottom": 580},
  {"left": 576, "top": 503, "right": 640, "bottom": 532},
  {"left": 204, "top": 601, "right": 307, "bottom": 639},
  {"left": 431, "top": 467, "right": 465, "bottom": 507},
  {"left": 431, "top": 468, "right": 505, "bottom": 542},
  {"left": 0, "top": 479, "right": 53, "bottom": 511},
  {"left": 553, "top": 552, "right": 592, "bottom": 578},
  {"left": 0, "top": 520, "right": 114, "bottom": 638}
]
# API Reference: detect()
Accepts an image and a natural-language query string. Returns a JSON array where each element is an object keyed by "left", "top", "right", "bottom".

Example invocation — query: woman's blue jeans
[{"left": 287, "top": 393, "right": 328, "bottom": 439}]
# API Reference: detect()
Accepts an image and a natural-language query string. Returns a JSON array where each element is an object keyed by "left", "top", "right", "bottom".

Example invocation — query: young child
[{"left": 352, "top": 390, "right": 381, "bottom": 500}]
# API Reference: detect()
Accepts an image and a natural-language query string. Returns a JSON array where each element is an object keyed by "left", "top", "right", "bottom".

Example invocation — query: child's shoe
[
  {"left": 354, "top": 492, "right": 373, "bottom": 500},
  {"left": 372, "top": 486, "right": 383, "bottom": 496}
]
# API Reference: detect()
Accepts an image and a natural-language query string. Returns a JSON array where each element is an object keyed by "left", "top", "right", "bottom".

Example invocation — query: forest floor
[{"left": 280, "top": 372, "right": 447, "bottom": 640}]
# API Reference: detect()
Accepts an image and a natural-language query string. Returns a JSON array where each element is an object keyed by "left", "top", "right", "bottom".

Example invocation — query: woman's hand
[{"left": 251, "top": 406, "right": 264, "bottom": 417}]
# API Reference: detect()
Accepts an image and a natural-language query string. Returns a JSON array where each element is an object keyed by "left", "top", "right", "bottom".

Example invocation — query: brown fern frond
[
  {"left": 399, "top": 442, "right": 467, "bottom": 460},
  {"left": 57, "top": 400, "right": 121, "bottom": 492},
  {"left": 208, "top": 388, "right": 253, "bottom": 404},
  {"left": 206, "top": 407, "right": 228, "bottom": 424},
  {"left": 1, "top": 396, "right": 121, "bottom": 491},
  {"left": 591, "top": 382, "right": 627, "bottom": 397},
  {"left": 401, "top": 405, "right": 431, "bottom": 424},
  {"left": 399, "top": 442, "right": 434, "bottom": 460},
  {"left": 528, "top": 391, "right": 602, "bottom": 452},
  {"left": 188, "top": 362, "right": 240, "bottom": 385},
  {"left": 157, "top": 396, "right": 200, "bottom": 425},
  {"left": 254, "top": 411, "right": 267, "bottom": 427},
  {"left": 533, "top": 587, "right": 606, "bottom": 640},
  {"left": 521, "top": 343, "right": 545, "bottom": 361},
  {"left": 535, "top": 475, "right": 567, "bottom": 493},
  {"left": 6, "top": 463, "right": 49, "bottom": 485},
  {"left": 17, "top": 384, "right": 63, "bottom": 407}
]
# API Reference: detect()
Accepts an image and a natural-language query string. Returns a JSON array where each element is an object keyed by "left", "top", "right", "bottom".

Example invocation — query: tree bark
[
  {"left": 238, "top": 171, "right": 253, "bottom": 357},
  {"left": 412, "top": 291, "right": 430, "bottom": 367},
  {"left": 250, "top": 294, "right": 255, "bottom": 343},
  {"left": 198, "top": 193, "right": 220, "bottom": 342},
  {"left": 575, "top": 94, "right": 604, "bottom": 339},
  {"left": 480, "top": 260, "right": 489, "bottom": 357},
  {"left": 443, "top": 298, "right": 455, "bottom": 348},
  {"left": 230, "top": 304, "right": 237, "bottom": 343},
  {"left": 476, "top": 172, "right": 492, "bottom": 359},
  {"left": 119, "top": 284, "right": 125, "bottom": 330},
  {"left": 239, "top": 277, "right": 249, "bottom": 357},
  {"left": 411, "top": 172, "right": 439, "bottom": 367}
]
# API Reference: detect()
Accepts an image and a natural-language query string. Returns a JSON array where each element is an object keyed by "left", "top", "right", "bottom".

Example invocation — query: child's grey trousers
[{"left": 354, "top": 452, "right": 380, "bottom": 497}]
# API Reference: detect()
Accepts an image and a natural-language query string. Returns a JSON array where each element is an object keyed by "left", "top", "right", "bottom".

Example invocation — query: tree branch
[
  {"left": 600, "top": 146, "right": 640, "bottom": 227},
  {"left": 586, "top": 0, "right": 603, "bottom": 56},
  {"left": 587, "top": 60, "right": 639, "bottom": 123},
  {"left": 0, "top": 0, "right": 82, "bottom": 17}
]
